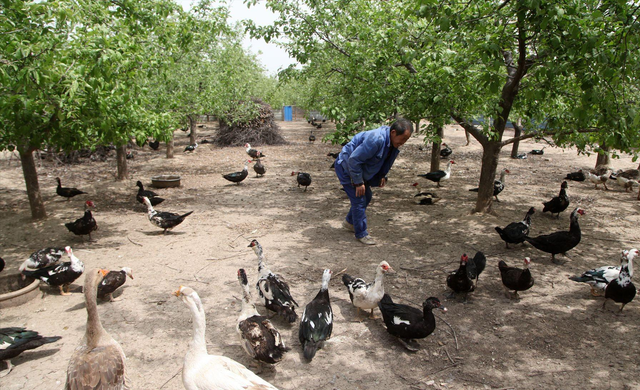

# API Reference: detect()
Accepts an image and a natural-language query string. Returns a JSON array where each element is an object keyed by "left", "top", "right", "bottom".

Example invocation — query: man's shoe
[
  {"left": 358, "top": 235, "right": 376, "bottom": 245},
  {"left": 342, "top": 220, "right": 355, "bottom": 232}
]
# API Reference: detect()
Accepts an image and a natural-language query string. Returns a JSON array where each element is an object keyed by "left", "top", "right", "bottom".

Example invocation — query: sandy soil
[{"left": 1, "top": 120, "right": 639, "bottom": 390}]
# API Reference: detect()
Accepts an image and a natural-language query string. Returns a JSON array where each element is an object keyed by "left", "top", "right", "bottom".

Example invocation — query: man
[{"left": 335, "top": 118, "right": 413, "bottom": 245}]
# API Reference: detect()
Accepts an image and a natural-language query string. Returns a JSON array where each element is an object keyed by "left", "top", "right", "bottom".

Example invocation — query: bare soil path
[{"left": 1, "top": 121, "right": 639, "bottom": 390}]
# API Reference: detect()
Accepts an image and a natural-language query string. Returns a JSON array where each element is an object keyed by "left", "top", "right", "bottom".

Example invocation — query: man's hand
[
  {"left": 355, "top": 184, "right": 365, "bottom": 197},
  {"left": 379, "top": 178, "right": 386, "bottom": 188}
]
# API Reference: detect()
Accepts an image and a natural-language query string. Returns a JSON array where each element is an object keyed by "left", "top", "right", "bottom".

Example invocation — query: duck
[
  {"left": 446, "top": 254, "right": 474, "bottom": 299},
  {"left": 184, "top": 143, "right": 198, "bottom": 152},
  {"left": 542, "top": 181, "right": 570, "bottom": 218},
  {"left": 222, "top": 162, "right": 249, "bottom": 185},
  {"left": 0, "top": 327, "right": 61, "bottom": 378},
  {"left": 253, "top": 158, "right": 266, "bottom": 177},
  {"left": 173, "top": 286, "right": 279, "bottom": 390},
  {"left": 570, "top": 258, "right": 627, "bottom": 297},
  {"left": 299, "top": 269, "right": 333, "bottom": 361},
  {"left": 411, "top": 183, "right": 441, "bottom": 205},
  {"left": 148, "top": 140, "right": 160, "bottom": 150},
  {"left": 587, "top": 169, "right": 610, "bottom": 190},
  {"left": 56, "top": 177, "right": 87, "bottom": 200},
  {"left": 291, "top": 171, "right": 312, "bottom": 191},
  {"left": 524, "top": 207, "right": 585, "bottom": 264},
  {"left": 615, "top": 175, "right": 638, "bottom": 192},
  {"left": 65, "top": 269, "right": 129, "bottom": 389},
  {"left": 378, "top": 294, "right": 446, "bottom": 351},
  {"left": 342, "top": 261, "right": 394, "bottom": 319},
  {"left": 466, "top": 251, "right": 487, "bottom": 287},
  {"left": 614, "top": 163, "right": 640, "bottom": 181},
  {"left": 495, "top": 207, "right": 536, "bottom": 248},
  {"left": 236, "top": 269, "right": 289, "bottom": 365},
  {"left": 18, "top": 247, "right": 65, "bottom": 272},
  {"left": 249, "top": 240, "right": 298, "bottom": 323},
  {"left": 529, "top": 146, "right": 545, "bottom": 155},
  {"left": 136, "top": 181, "right": 164, "bottom": 206},
  {"left": 0, "top": 257, "right": 4, "bottom": 273},
  {"left": 142, "top": 196, "right": 193, "bottom": 234},
  {"left": 65, "top": 200, "right": 98, "bottom": 241},
  {"left": 97, "top": 267, "right": 134, "bottom": 302},
  {"left": 439, "top": 143, "right": 452, "bottom": 159},
  {"left": 603, "top": 249, "right": 638, "bottom": 312},
  {"left": 417, "top": 160, "right": 455, "bottom": 187},
  {"left": 309, "top": 131, "right": 316, "bottom": 143},
  {"left": 498, "top": 257, "right": 534, "bottom": 300},
  {"left": 21, "top": 246, "right": 84, "bottom": 295},
  {"left": 469, "top": 168, "right": 510, "bottom": 202},
  {"left": 244, "top": 143, "right": 266, "bottom": 159},
  {"left": 564, "top": 170, "right": 585, "bottom": 182}
]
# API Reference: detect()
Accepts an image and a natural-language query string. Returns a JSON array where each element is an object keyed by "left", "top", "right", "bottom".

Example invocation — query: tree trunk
[
  {"left": 188, "top": 115, "right": 197, "bottom": 145},
  {"left": 430, "top": 126, "right": 443, "bottom": 172},
  {"left": 115, "top": 145, "right": 128, "bottom": 181},
  {"left": 474, "top": 142, "right": 501, "bottom": 213},
  {"left": 464, "top": 130, "right": 471, "bottom": 146},
  {"left": 596, "top": 142, "right": 610, "bottom": 169},
  {"left": 510, "top": 119, "right": 522, "bottom": 158},
  {"left": 167, "top": 134, "right": 174, "bottom": 159},
  {"left": 19, "top": 148, "right": 47, "bottom": 219}
]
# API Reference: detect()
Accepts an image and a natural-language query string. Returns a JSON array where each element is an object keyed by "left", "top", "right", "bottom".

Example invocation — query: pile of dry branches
[{"left": 215, "top": 98, "right": 286, "bottom": 147}]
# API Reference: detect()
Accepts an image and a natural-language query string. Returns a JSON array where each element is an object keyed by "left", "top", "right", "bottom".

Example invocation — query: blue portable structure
[{"left": 284, "top": 106, "right": 293, "bottom": 121}]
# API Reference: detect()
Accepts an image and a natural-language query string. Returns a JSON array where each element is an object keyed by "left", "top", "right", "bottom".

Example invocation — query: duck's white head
[
  {"left": 122, "top": 267, "right": 134, "bottom": 279},
  {"left": 378, "top": 261, "right": 394, "bottom": 274}
]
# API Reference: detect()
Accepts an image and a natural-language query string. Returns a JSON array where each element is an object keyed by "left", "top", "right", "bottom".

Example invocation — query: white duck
[
  {"left": 616, "top": 175, "right": 638, "bottom": 192},
  {"left": 341, "top": 261, "right": 394, "bottom": 318},
  {"left": 236, "top": 269, "right": 289, "bottom": 366},
  {"left": 65, "top": 269, "right": 129, "bottom": 389},
  {"left": 173, "top": 286, "right": 279, "bottom": 390},
  {"left": 587, "top": 169, "right": 610, "bottom": 190}
]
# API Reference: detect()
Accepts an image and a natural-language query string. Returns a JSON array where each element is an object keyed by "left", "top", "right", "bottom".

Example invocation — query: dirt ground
[{"left": 1, "top": 120, "right": 640, "bottom": 390}]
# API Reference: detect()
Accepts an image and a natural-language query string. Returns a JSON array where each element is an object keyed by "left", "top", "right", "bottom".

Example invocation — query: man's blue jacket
[{"left": 336, "top": 125, "right": 400, "bottom": 186}]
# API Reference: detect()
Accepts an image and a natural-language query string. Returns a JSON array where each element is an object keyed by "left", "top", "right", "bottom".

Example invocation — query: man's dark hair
[{"left": 390, "top": 118, "right": 413, "bottom": 135}]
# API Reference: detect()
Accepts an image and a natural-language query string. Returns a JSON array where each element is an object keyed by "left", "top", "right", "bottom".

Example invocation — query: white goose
[{"left": 174, "top": 286, "right": 279, "bottom": 390}]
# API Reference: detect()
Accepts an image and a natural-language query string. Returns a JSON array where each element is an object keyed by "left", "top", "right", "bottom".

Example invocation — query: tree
[{"left": 249, "top": 0, "right": 640, "bottom": 212}]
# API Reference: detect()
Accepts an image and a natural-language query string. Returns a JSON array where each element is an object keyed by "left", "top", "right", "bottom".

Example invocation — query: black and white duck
[
  {"left": 525, "top": 207, "right": 585, "bottom": 264},
  {"left": 65, "top": 200, "right": 98, "bottom": 241},
  {"left": 469, "top": 168, "right": 510, "bottom": 202},
  {"left": 249, "top": 240, "right": 298, "bottom": 323},
  {"left": 342, "top": 261, "right": 394, "bottom": 319},
  {"left": 292, "top": 171, "right": 312, "bottom": 191},
  {"left": 378, "top": 294, "right": 446, "bottom": 351},
  {"left": 498, "top": 257, "right": 534, "bottom": 300},
  {"left": 529, "top": 146, "right": 545, "bottom": 155},
  {"left": 97, "top": 267, "right": 134, "bottom": 302},
  {"left": 236, "top": 269, "right": 289, "bottom": 365},
  {"left": 569, "top": 250, "right": 633, "bottom": 296},
  {"left": 603, "top": 249, "right": 637, "bottom": 312},
  {"left": 18, "top": 247, "right": 65, "bottom": 272},
  {"left": 21, "top": 246, "right": 84, "bottom": 295},
  {"left": 223, "top": 162, "right": 249, "bottom": 185},
  {"left": 299, "top": 269, "right": 333, "bottom": 361},
  {"left": 245, "top": 143, "right": 266, "bottom": 159},
  {"left": 0, "top": 327, "right": 62, "bottom": 377},
  {"left": 440, "top": 143, "right": 452, "bottom": 159},
  {"left": 142, "top": 196, "right": 193, "bottom": 234},
  {"left": 136, "top": 180, "right": 164, "bottom": 206},
  {"left": 56, "top": 177, "right": 87, "bottom": 201},
  {"left": 253, "top": 158, "right": 266, "bottom": 177},
  {"left": 418, "top": 160, "right": 455, "bottom": 187},
  {"left": 542, "top": 181, "right": 570, "bottom": 218},
  {"left": 184, "top": 143, "right": 198, "bottom": 152},
  {"left": 411, "top": 183, "right": 441, "bottom": 205},
  {"left": 495, "top": 207, "right": 535, "bottom": 248}
]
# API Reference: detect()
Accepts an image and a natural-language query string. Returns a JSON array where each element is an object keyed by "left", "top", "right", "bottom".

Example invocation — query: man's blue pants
[{"left": 336, "top": 163, "right": 373, "bottom": 239}]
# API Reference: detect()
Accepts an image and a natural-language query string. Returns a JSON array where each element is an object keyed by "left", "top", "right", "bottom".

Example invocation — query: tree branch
[
  {"left": 450, "top": 113, "right": 488, "bottom": 145},
  {"left": 395, "top": 62, "right": 417, "bottom": 74},
  {"left": 500, "top": 127, "right": 601, "bottom": 147}
]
